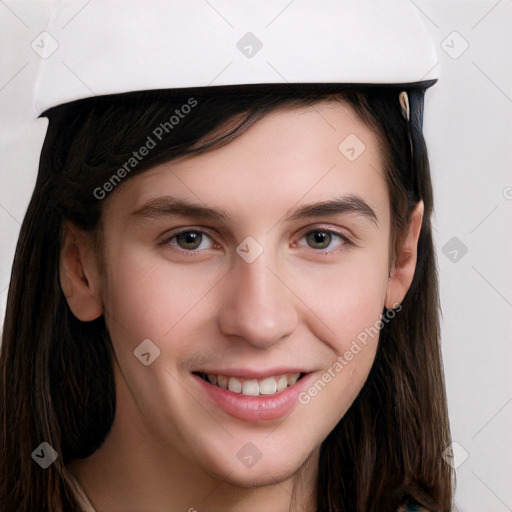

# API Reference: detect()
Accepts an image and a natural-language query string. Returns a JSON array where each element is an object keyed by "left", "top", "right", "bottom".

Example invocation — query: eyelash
[
  {"left": 161, "top": 229, "right": 217, "bottom": 254},
  {"left": 295, "top": 228, "right": 353, "bottom": 254},
  {"left": 160, "top": 227, "right": 353, "bottom": 255}
]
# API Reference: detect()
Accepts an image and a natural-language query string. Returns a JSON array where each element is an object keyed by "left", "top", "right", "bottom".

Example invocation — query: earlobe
[
  {"left": 59, "top": 223, "right": 103, "bottom": 322},
  {"left": 385, "top": 201, "right": 424, "bottom": 309}
]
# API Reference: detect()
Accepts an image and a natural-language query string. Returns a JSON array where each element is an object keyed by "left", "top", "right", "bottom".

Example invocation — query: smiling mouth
[{"left": 194, "top": 372, "right": 307, "bottom": 397}]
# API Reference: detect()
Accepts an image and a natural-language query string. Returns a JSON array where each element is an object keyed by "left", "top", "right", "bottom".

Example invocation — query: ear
[
  {"left": 385, "top": 201, "right": 424, "bottom": 308},
  {"left": 59, "top": 222, "right": 103, "bottom": 321}
]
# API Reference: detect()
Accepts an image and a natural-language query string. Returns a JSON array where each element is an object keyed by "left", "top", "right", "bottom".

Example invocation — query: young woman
[{"left": 0, "top": 2, "right": 453, "bottom": 511}]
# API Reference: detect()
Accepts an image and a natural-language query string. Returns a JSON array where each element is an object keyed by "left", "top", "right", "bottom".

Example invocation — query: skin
[{"left": 61, "top": 101, "right": 423, "bottom": 512}]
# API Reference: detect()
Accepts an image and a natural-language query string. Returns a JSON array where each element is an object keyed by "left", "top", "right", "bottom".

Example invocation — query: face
[{"left": 94, "top": 101, "right": 393, "bottom": 487}]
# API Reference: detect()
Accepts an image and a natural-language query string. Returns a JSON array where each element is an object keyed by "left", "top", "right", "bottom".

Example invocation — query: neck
[{"left": 69, "top": 372, "right": 319, "bottom": 512}]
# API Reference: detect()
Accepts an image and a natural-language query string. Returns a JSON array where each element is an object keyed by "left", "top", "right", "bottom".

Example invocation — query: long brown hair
[{"left": 0, "top": 85, "right": 453, "bottom": 511}]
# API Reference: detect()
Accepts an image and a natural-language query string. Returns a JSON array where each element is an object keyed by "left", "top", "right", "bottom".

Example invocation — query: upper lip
[{"left": 193, "top": 367, "right": 311, "bottom": 379}]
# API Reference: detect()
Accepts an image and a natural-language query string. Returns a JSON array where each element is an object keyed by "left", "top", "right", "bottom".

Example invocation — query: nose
[{"left": 217, "top": 254, "right": 298, "bottom": 349}]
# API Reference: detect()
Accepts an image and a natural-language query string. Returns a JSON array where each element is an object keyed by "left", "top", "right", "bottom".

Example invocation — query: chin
[
  {"left": 203, "top": 450, "right": 313, "bottom": 489},
  {"left": 212, "top": 468, "right": 296, "bottom": 489}
]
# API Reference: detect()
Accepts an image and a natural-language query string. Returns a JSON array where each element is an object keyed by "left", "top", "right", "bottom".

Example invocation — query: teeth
[
  {"left": 202, "top": 372, "right": 303, "bottom": 396},
  {"left": 287, "top": 373, "right": 300, "bottom": 386},
  {"left": 228, "top": 377, "right": 242, "bottom": 393},
  {"left": 276, "top": 375, "right": 288, "bottom": 392},
  {"left": 242, "top": 379, "right": 259, "bottom": 396},
  {"left": 217, "top": 375, "right": 228, "bottom": 389},
  {"left": 259, "top": 377, "right": 277, "bottom": 395}
]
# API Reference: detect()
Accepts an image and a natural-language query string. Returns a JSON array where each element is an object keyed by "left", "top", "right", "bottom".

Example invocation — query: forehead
[{"left": 108, "top": 100, "right": 389, "bottom": 227}]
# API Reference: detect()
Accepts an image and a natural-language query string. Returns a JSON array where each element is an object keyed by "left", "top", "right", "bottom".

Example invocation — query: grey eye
[
  {"left": 175, "top": 231, "right": 204, "bottom": 250},
  {"left": 306, "top": 231, "right": 332, "bottom": 249}
]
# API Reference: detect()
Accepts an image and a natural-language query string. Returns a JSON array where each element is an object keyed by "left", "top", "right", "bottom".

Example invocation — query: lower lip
[{"left": 192, "top": 372, "right": 315, "bottom": 422}]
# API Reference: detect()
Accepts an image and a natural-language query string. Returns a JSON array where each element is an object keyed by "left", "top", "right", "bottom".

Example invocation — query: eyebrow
[
  {"left": 130, "top": 197, "right": 230, "bottom": 223},
  {"left": 130, "top": 194, "right": 378, "bottom": 227},
  {"left": 287, "top": 195, "right": 379, "bottom": 227}
]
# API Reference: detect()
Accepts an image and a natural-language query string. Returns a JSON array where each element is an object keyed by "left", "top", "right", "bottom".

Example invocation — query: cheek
[
  {"left": 295, "top": 246, "right": 390, "bottom": 350},
  {"left": 101, "top": 246, "right": 220, "bottom": 357},
  {"left": 296, "top": 290, "right": 387, "bottom": 435},
  {"left": 291, "top": 246, "right": 389, "bottom": 414}
]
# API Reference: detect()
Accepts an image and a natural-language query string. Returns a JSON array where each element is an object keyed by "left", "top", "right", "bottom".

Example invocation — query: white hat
[{"left": 33, "top": 0, "right": 438, "bottom": 116}]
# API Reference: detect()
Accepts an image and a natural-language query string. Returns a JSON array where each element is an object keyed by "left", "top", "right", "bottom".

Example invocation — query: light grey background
[{"left": 1, "top": 1, "right": 511, "bottom": 510}]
